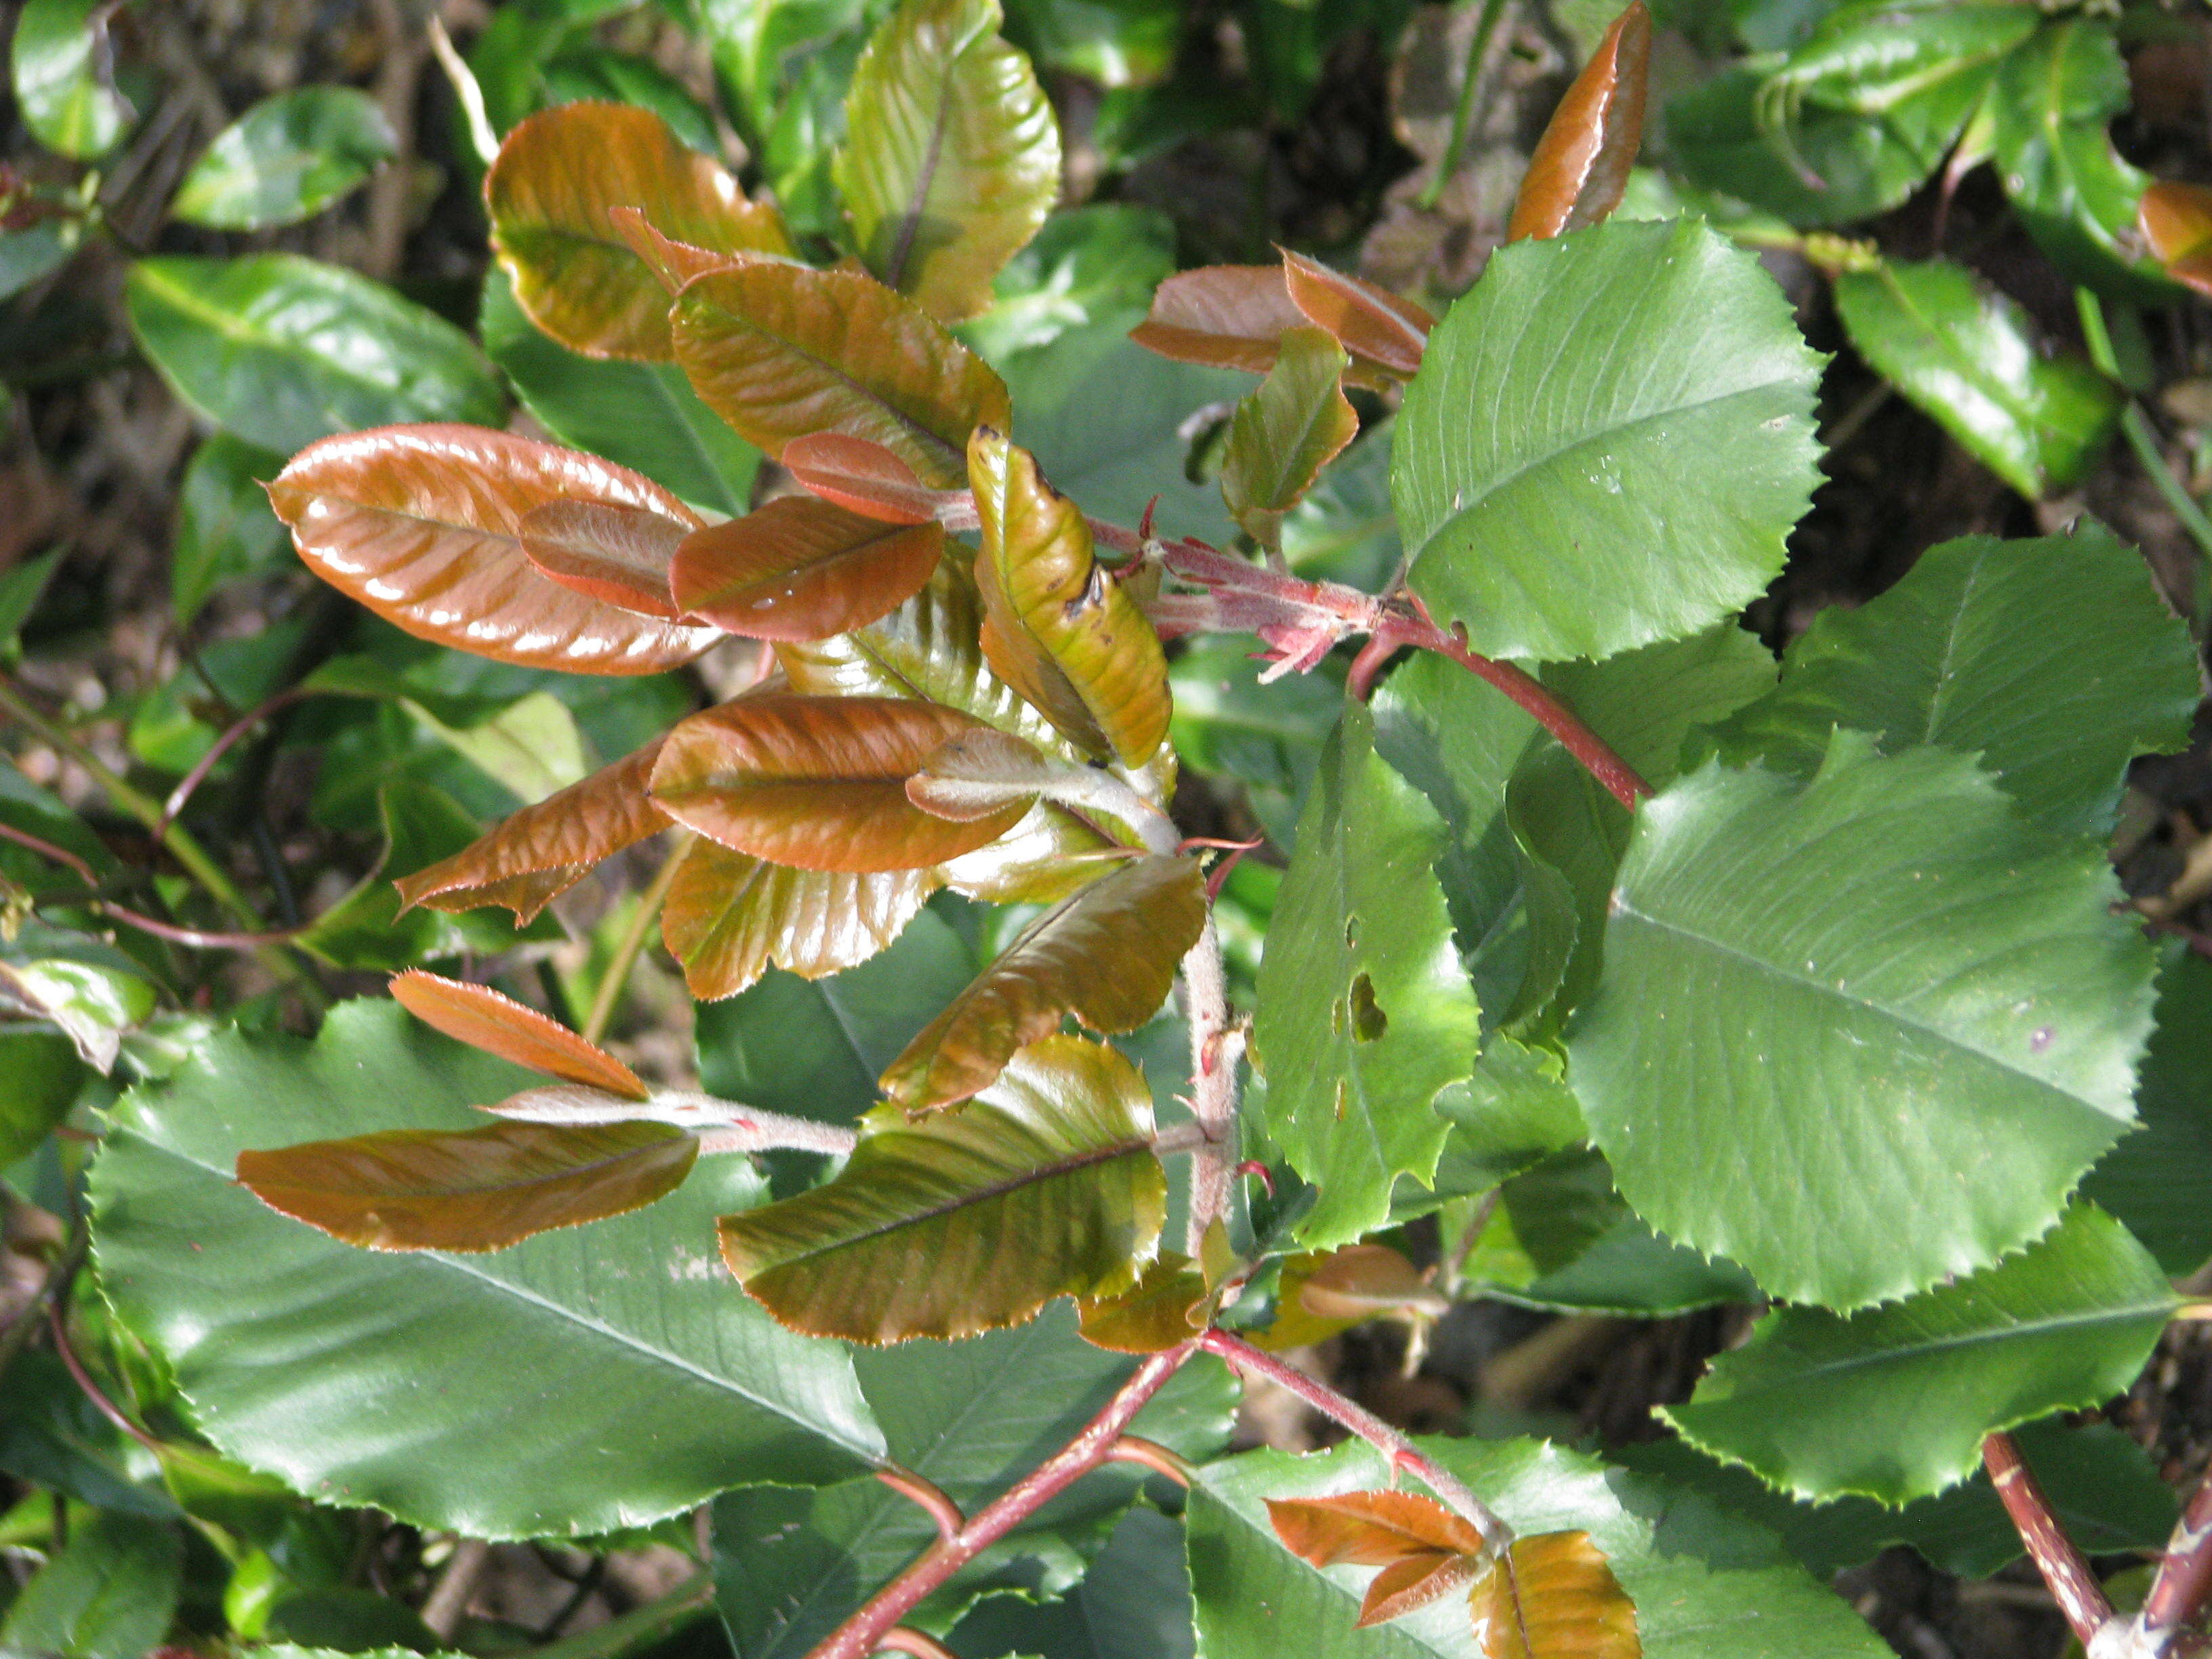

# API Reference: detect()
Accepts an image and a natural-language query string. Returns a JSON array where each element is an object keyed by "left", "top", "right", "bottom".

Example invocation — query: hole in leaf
[{"left": 1349, "top": 972, "right": 1387, "bottom": 1042}]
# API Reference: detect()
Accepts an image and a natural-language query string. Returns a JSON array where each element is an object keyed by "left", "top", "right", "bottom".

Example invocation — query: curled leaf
[
  {"left": 390, "top": 970, "right": 648, "bottom": 1098},
  {"left": 879, "top": 854, "right": 1206, "bottom": 1109},
  {"left": 1076, "top": 1253, "right": 1210, "bottom": 1353},
  {"left": 1507, "top": 2, "right": 1651, "bottom": 243},
  {"left": 670, "top": 497, "right": 945, "bottom": 640},
  {"left": 1267, "top": 1490, "right": 1492, "bottom": 1628},
  {"left": 607, "top": 203, "right": 758, "bottom": 295},
  {"left": 649, "top": 693, "right": 1031, "bottom": 872},
  {"left": 784, "top": 432, "right": 972, "bottom": 527},
  {"left": 2141, "top": 180, "right": 2212, "bottom": 298},
  {"left": 268, "top": 424, "right": 720, "bottom": 674},
  {"left": 1221, "top": 326, "right": 1359, "bottom": 548},
  {"left": 1468, "top": 1530, "right": 1640, "bottom": 1659},
  {"left": 1130, "top": 265, "right": 1311, "bottom": 375},
  {"left": 520, "top": 499, "right": 691, "bottom": 619},
  {"left": 1280, "top": 252, "right": 1432, "bottom": 381},
  {"left": 237, "top": 1120, "right": 697, "bottom": 1252},
  {"left": 487, "top": 101, "right": 793, "bottom": 359},
  {"left": 904, "top": 725, "right": 1063, "bottom": 821}
]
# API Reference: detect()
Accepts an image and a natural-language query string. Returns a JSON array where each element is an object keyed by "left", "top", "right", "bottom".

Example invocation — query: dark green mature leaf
[
  {"left": 1256, "top": 702, "right": 1480, "bottom": 1249},
  {"left": 1832, "top": 259, "right": 2119, "bottom": 498},
  {"left": 1221, "top": 327, "right": 1359, "bottom": 550},
  {"left": 720, "top": 1034, "right": 1165, "bottom": 1340},
  {"left": 2085, "top": 951, "right": 2212, "bottom": 1275},
  {"left": 1666, "top": 63, "right": 1936, "bottom": 228},
  {"left": 1698, "top": 527, "right": 2195, "bottom": 838},
  {"left": 1572, "top": 733, "right": 2154, "bottom": 1310},
  {"left": 837, "top": 0, "right": 1061, "bottom": 323},
  {"left": 1666, "top": 1206, "right": 2173, "bottom": 1503},
  {"left": 0, "top": 1029, "right": 82, "bottom": 1164},
  {"left": 12, "top": 0, "right": 132, "bottom": 158},
  {"left": 172, "top": 87, "right": 396, "bottom": 230},
  {"left": 881, "top": 855, "right": 1205, "bottom": 1109},
  {"left": 125, "top": 256, "right": 505, "bottom": 454},
  {"left": 1190, "top": 1437, "right": 1889, "bottom": 1658},
  {"left": 0, "top": 1351, "right": 179, "bottom": 1519},
  {"left": 0, "top": 1511, "right": 180, "bottom": 1659},
  {"left": 1395, "top": 218, "right": 1820, "bottom": 663},
  {"left": 1170, "top": 638, "right": 1343, "bottom": 852},
  {"left": 91, "top": 1002, "right": 884, "bottom": 1537},
  {"left": 171, "top": 434, "right": 290, "bottom": 626},
  {"left": 945, "top": 1505, "right": 1197, "bottom": 1659}
]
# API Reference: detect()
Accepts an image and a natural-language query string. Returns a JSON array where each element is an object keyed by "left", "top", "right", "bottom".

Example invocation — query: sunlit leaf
[
  {"left": 1132, "top": 264, "right": 1410, "bottom": 389},
  {"left": 672, "top": 261, "right": 1011, "bottom": 485},
  {"left": 2143, "top": 180, "right": 2212, "bottom": 298},
  {"left": 487, "top": 100, "right": 793, "bottom": 360},
  {"left": 671, "top": 497, "right": 945, "bottom": 640},
  {"left": 836, "top": 0, "right": 1062, "bottom": 323},
  {"left": 718, "top": 1034, "right": 1166, "bottom": 1341},
  {"left": 970, "top": 427, "right": 1170, "bottom": 766},
  {"left": 1279, "top": 252, "right": 1433, "bottom": 382},
  {"left": 1249, "top": 1244, "right": 1449, "bottom": 1351},
  {"left": 1222, "top": 326, "right": 1359, "bottom": 548},
  {"left": 1468, "top": 1530, "right": 1640, "bottom": 1659},
  {"left": 650, "top": 693, "right": 1031, "bottom": 872},
  {"left": 269, "top": 424, "right": 722, "bottom": 674},
  {"left": 172, "top": 87, "right": 396, "bottom": 230},
  {"left": 1076, "top": 1253, "right": 1210, "bottom": 1353},
  {"left": 237, "top": 1120, "right": 699, "bottom": 1252},
  {"left": 520, "top": 498, "right": 693, "bottom": 619},
  {"left": 12, "top": 0, "right": 133, "bottom": 159},
  {"left": 880, "top": 854, "right": 1204, "bottom": 1109},
  {"left": 1269, "top": 1490, "right": 1490, "bottom": 1629},
  {"left": 904, "top": 723, "right": 1064, "bottom": 820},
  {"left": 390, "top": 969, "right": 648, "bottom": 1099},
  {"left": 1506, "top": 2, "right": 1650, "bottom": 243},
  {"left": 784, "top": 430, "right": 968, "bottom": 525}
]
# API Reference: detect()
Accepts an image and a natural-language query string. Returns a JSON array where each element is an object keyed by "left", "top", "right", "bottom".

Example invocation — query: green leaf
[
  {"left": 11, "top": 0, "right": 134, "bottom": 159},
  {"left": 2085, "top": 949, "right": 2212, "bottom": 1276},
  {"left": 0, "top": 1351, "right": 180, "bottom": 1519},
  {"left": 1697, "top": 527, "right": 2196, "bottom": 838},
  {"left": 1281, "top": 424, "right": 1401, "bottom": 592},
  {"left": 1170, "top": 638, "right": 1344, "bottom": 852},
  {"left": 89, "top": 1002, "right": 884, "bottom": 1538},
  {"left": 171, "top": 87, "right": 397, "bottom": 230},
  {"left": 1571, "top": 732, "right": 2156, "bottom": 1309},
  {"left": 1667, "top": 63, "right": 1937, "bottom": 228},
  {"left": 1189, "top": 1436, "right": 1890, "bottom": 1658},
  {"left": 125, "top": 255, "right": 505, "bottom": 455},
  {"left": 1221, "top": 327, "right": 1359, "bottom": 549},
  {"left": 1254, "top": 701, "right": 1480, "bottom": 1249},
  {"left": 718, "top": 1034, "right": 1166, "bottom": 1340},
  {"left": 1832, "top": 259, "right": 2119, "bottom": 499},
  {"left": 1394, "top": 218, "right": 1821, "bottom": 664},
  {"left": 0, "top": 1511, "right": 180, "bottom": 1659},
  {"left": 0, "top": 1029, "right": 85, "bottom": 1164},
  {"left": 946, "top": 1505, "right": 1195, "bottom": 1659},
  {"left": 1003, "top": 0, "right": 1183, "bottom": 89},
  {"left": 836, "top": 0, "right": 1062, "bottom": 323},
  {"left": 1665, "top": 1205, "right": 2174, "bottom": 1503},
  {"left": 960, "top": 203, "right": 1178, "bottom": 361},
  {"left": 171, "top": 434, "right": 291, "bottom": 626}
]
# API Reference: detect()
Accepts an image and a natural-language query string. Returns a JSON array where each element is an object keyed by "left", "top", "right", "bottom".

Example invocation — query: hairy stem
[
  {"left": 1180, "top": 916, "right": 1243, "bottom": 1256},
  {"left": 807, "top": 1344, "right": 1197, "bottom": 1659},
  {"left": 1982, "top": 1431, "right": 2116, "bottom": 1652},
  {"left": 583, "top": 836, "right": 690, "bottom": 1045},
  {"left": 1200, "top": 1330, "right": 1513, "bottom": 1553}
]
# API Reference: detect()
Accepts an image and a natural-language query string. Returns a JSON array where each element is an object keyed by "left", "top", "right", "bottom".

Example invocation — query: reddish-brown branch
[
  {"left": 875, "top": 1467, "right": 964, "bottom": 1547},
  {"left": 49, "top": 1303, "right": 168, "bottom": 1458},
  {"left": 1200, "top": 1330, "right": 1511, "bottom": 1553},
  {"left": 1105, "top": 1435, "right": 1192, "bottom": 1486},
  {"left": 2142, "top": 1467, "right": 2212, "bottom": 1656},
  {"left": 1983, "top": 1432, "right": 2117, "bottom": 1652},
  {"left": 874, "top": 1629, "right": 957, "bottom": 1659},
  {"left": 155, "top": 685, "right": 310, "bottom": 842},
  {"left": 92, "top": 900, "right": 312, "bottom": 951},
  {"left": 808, "top": 1344, "right": 1197, "bottom": 1659},
  {"left": 0, "top": 819, "right": 99, "bottom": 884}
]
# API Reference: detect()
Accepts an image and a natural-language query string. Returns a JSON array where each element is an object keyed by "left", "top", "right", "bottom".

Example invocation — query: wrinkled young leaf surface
[
  {"left": 237, "top": 1120, "right": 698, "bottom": 1252},
  {"left": 173, "top": 87, "right": 396, "bottom": 230},
  {"left": 650, "top": 693, "right": 1030, "bottom": 872},
  {"left": 1078, "top": 1253, "right": 1212, "bottom": 1353},
  {"left": 783, "top": 430, "right": 966, "bottom": 524},
  {"left": 880, "top": 854, "right": 1205, "bottom": 1109},
  {"left": 1832, "top": 259, "right": 2118, "bottom": 498},
  {"left": 487, "top": 100, "right": 792, "bottom": 359},
  {"left": 1256, "top": 702, "right": 1480, "bottom": 1248},
  {"left": 836, "top": 0, "right": 1061, "bottom": 323},
  {"left": 672, "top": 497, "right": 945, "bottom": 640},
  {"left": 1222, "top": 327, "right": 1359, "bottom": 548},
  {"left": 673, "top": 262, "right": 1010, "bottom": 485},
  {"left": 90, "top": 1003, "right": 882, "bottom": 1537},
  {"left": 1395, "top": 218, "right": 1820, "bottom": 663},
  {"left": 268, "top": 424, "right": 720, "bottom": 673},
  {"left": 1506, "top": 1, "right": 1650, "bottom": 242},
  {"left": 1698, "top": 527, "right": 2196, "bottom": 838},
  {"left": 390, "top": 970, "right": 647, "bottom": 1097},
  {"left": 1572, "top": 733, "right": 2154, "bottom": 1309},
  {"left": 718, "top": 1035, "right": 1165, "bottom": 1340},
  {"left": 1664, "top": 1205, "right": 2174, "bottom": 1504}
]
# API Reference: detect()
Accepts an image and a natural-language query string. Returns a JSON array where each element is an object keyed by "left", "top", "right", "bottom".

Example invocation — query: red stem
[
  {"left": 2142, "top": 1465, "right": 2212, "bottom": 1654},
  {"left": 48, "top": 1303, "right": 169, "bottom": 1458},
  {"left": 0, "top": 819, "right": 98, "bottom": 884},
  {"left": 94, "top": 901, "right": 310, "bottom": 951},
  {"left": 875, "top": 1467, "right": 964, "bottom": 1547},
  {"left": 1982, "top": 1432, "right": 2114, "bottom": 1651},
  {"left": 155, "top": 685, "right": 311, "bottom": 842},
  {"left": 807, "top": 1344, "right": 1197, "bottom": 1659}
]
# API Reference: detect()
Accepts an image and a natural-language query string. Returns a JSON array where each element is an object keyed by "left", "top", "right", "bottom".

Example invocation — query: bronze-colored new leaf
[
  {"left": 487, "top": 100, "right": 793, "bottom": 359},
  {"left": 969, "top": 428, "right": 1170, "bottom": 767},
  {"left": 1468, "top": 1532, "right": 1640, "bottom": 1659},
  {"left": 237, "top": 1120, "right": 697, "bottom": 1252},
  {"left": 880, "top": 854, "right": 1204, "bottom": 1109},
  {"left": 904, "top": 725, "right": 1061, "bottom": 821},
  {"left": 1281, "top": 251, "right": 1433, "bottom": 381},
  {"left": 1221, "top": 326, "right": 1360, "bottom": 548},
  {"left": 1505, "top": 3, "right": 1650, "bottom": 243},
  {"left": 2142, "top": 180, "right": 2212, "bottom": 298},
  {"left": 670, "top": 497, "right": 945, "bottom": 640},
  {"left": 394, "top": 741, "right": 669, "bottom": 922},
  {"left": 671, "top": 262, "right": 1010, "bottom": 486},
  {"left": 784, "top": 432, "right": 968, "bottom": 526},
  {"left": 390, "top": 970, "right": 649, "bottom": 1098},
  {"left": 836, "top": 0, "right": 1061, "bottom": 323},
  {"left": 606, "top": 203, "right": 757, "bottom": 295},
  {"left": 1076, "top": 1252, "right": 1209, "bottom": 1352},
  {"left": 717, "top": 1034, "right": 1165, "bottom": 1342},
  {"left": 1131, "top": 265, "right": 1312, "bottom": 375},
  {"left": 268, "top": 425, "right": 722, "bottom": 674},
  {"left": 649, "top": 693, "right": 1030, "bottom": 872},
  {"left": 1268, "top": 1490, "right": 1493, "bottom": 1628},
  {"left": 520, "top": 499, "right": 691, "bottom": 619},
  {"left": 661, "top": 836, "right": 937, "bottom": 1000}
]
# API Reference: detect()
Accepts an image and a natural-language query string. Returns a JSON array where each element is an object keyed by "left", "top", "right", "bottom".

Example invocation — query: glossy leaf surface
[
  {"left": 1077, "top": 1254, "right": 1211, "bottom": 1353},
  {"left": 718, "top": 1035, "right": 1165, "bottom": 1340},
  {"left": 172, "top": 87, "right": 396, "bottom": 230},
  {"left": 671, "top": 497, "right": 945, "bottom": 639},
  {"left": 650, "top": 693, "right": 1029, "bottom": 872},
  {"left": 12, "top": 0, "right": 132, "bottom": 158},
  {"left": 2084, "top": 951, "right": 2212, "bottom": 1275},
  {"left": 1130, "top": 265, "right": 1310, "bottom": 375},
  {"left": 1832, "top": 259, "right": 2118, "bottom": 498},
  {"left": 784, "top": 430, "right": 964, "bottom": 524},
  {"left": 487, "top": 100, "right": 792, "bottom": 360},
  {"left": 391, "top": 970, "right": 648, "bottom": 1097},
  {"left": 90, "top": 1003, "right": 882, "bottom": 1537},
  {"left": 880, "top": 854, "right": 1204, "bottom": 1109},
  {"left": 1256, "top": 702, "right": 1479, "bottom": 1248},
  {"left": 1572, "top": 733, "right": 2153, "bottom": 1309},
  {"left": 1268, "top": 1491, "right": 1488, "bottom": 1629},
  {"left": 1468, "top": 1531, "right": 1640, "bottom": 1659},
  {"left": 520, "top": 499, "right": 692, "bottom": 618},
  {"left": 836, "top": 0, "right": 1062, "bottom": 322},
  {"left": 1395, "top": 219, "right": 1820, "bottom": 663},
  {"left": 1222, "top": 327, "right": 1359, "bottom": 548},
  {"left": 1506, "top": 2, "right": 1650, "bottom": 242},
  {"left": 237, "top": 1120, "right": 698, "bottom": 1252},
  {"left": 1279, "top": 252, "right": 1433, "bottom": 381}
]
